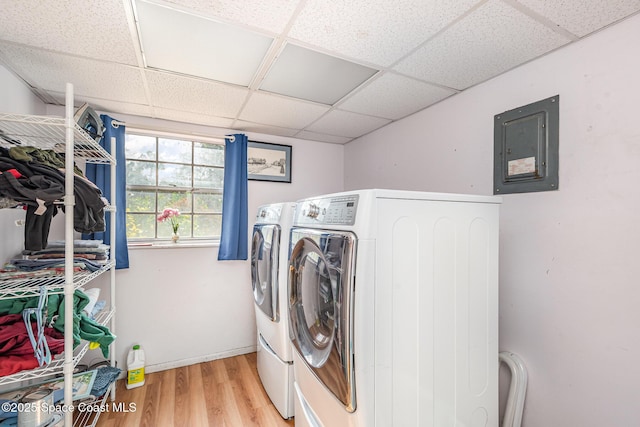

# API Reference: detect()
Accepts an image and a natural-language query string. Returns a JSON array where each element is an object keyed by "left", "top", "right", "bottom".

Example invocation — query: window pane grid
[{"left": 125, "top": 134, "right": 224, "bottom": 240}]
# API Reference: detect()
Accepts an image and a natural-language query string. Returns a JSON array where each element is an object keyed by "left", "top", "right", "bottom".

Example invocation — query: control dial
[{"left": 307, "top": 203, "right": 320, "bottom": 218}]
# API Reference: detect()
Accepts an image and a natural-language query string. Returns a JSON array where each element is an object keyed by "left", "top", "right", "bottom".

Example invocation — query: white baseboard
[
  {"left": 146, "top": 345, "right": 257, "bottom": 374},
  {"left": 118, "top": 345, "right": 257, "bottom": 379}
]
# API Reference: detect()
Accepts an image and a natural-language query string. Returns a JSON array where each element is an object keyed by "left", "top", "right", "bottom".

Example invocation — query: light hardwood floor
[{"left": 96, "top": 353, "right": 295, "bottom": 427}]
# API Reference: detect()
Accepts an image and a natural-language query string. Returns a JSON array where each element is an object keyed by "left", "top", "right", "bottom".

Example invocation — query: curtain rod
[{"left": 110, "top": 121, "right": 236, "bottom": 143}]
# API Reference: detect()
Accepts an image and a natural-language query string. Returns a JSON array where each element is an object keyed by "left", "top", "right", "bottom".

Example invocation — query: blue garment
[{"left": 90, "top": 366, "right": 121, "bottom": 396}]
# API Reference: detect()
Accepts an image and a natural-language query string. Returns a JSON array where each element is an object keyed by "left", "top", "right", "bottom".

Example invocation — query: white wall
[
  {"left": 0, "top": 64, "right": 46, "bottom": 263},
  {"left": 0, "top": 65, "right": 45, "bottom": 116},
  {"left": 344, "top": 15, "right": 640, "bottom": 427}
]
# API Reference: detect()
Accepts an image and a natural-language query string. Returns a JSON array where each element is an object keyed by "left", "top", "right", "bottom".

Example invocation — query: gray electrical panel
[{"left": 494, "top": 95, "right": 559, "bottom": 194}]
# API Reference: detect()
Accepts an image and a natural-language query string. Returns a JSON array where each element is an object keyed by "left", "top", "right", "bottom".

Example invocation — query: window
[{"left": 125, "top": 133, "right": 224, "bottom": 240}]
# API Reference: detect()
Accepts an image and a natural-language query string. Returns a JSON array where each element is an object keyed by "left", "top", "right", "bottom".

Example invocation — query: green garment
[
  {"left": 9, "top": 146, "right": 84, "bottom": 176},
  {"left": 0, "top": 289, "right": 115, "bottom": 358}
]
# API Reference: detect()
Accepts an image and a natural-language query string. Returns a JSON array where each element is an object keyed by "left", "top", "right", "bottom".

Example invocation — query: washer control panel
[
  {"left": 255, "top": 204, "right": 282, "bottom": 223},
  {"left": 297, "top": 195, "right": 359, "bottom": 225}
]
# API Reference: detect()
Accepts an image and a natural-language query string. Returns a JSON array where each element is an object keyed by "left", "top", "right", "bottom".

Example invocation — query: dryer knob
[{"left": 307, "top": 203, "right": 320, "bottom": 218}]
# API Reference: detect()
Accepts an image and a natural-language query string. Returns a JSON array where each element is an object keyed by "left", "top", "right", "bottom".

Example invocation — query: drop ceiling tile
[
  {"left": 48, "top": 92, "right": 153, "bottom": 118},
  {"left": 157, "top": 0, "right": 301, "bottom": 33},
  {"left": 240, "top": 92, "right": 330, "bottom": 129},
  {"left": 260, "top": 43, "right": 377, "bottom": 105},
  {"left": 289, "top": 0, "right": 481, "bottom": 66},
  {"left": 394, "top": 0, "right": 572, "bottom": 90},
  {"left": 296, "top": 130, "right": 352, "bottom": 144},
  {"left": 153, "top": 108, "right": 235, "bottom": 128},
  {"left": 95, "top": 101, "right": 152, "bottom": 118},
  {"left": 339, "top": 73, "right": 456, "bottom": 120},
  {"left": 517, "top": 0, "right": 640, "bottom": 37},
  {"left": 136, "top": 0, "right": 272, "bottom": 86},
  {"left": 0, "top": 0, "right": 138, "bottom": 65},
  {"left": 0, "top": 43, "right": 148, "bottom": 104},
  {"left": 146, "top": 70, "right": 249, "bottom": 118},
  {"left": 233, "top": 120, "right": 300, "bottom": 137},
  {"left": 306, "top": 110, "right": 391, "bottom": 138}
]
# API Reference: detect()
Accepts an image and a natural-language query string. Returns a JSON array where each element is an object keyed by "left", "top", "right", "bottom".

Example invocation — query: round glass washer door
[
  {"left": 251, "top": 224, "right": 280, "bottom": 320},
  {"left": 289, "top": 229, "right": 356, "bottom": 411},
  {"left": 290, "top": 237, "right": 335, "bottom": 367}
]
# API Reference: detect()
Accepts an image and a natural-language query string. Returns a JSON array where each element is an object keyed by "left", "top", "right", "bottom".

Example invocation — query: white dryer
[
  {"left": 251, "top": 202, "right": 296, "bottom": 419},
  {"left": 288, "top": 189, "right": 501, "bottom": 426}
]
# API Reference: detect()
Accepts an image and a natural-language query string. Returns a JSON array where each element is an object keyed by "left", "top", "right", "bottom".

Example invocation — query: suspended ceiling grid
[{"left": 0, "top": 0, "right": 639, "bottom": 143}]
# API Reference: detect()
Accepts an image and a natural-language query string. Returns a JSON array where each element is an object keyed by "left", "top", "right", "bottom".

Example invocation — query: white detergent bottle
[{"left": 126, "top": 344, "right": 146, "bottom": 389}]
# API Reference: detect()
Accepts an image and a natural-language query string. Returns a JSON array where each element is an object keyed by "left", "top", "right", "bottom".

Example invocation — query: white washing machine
[
  {"left": 251, "top": 202, "right": 296, "bottom": 419},
  {"left": 288, "top": 189, "right": 501, "bottom": 426}
]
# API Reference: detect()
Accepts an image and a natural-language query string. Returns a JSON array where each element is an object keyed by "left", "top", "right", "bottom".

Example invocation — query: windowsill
[{"left": 128, "top": 240, "right": 220, "bottom": 249}]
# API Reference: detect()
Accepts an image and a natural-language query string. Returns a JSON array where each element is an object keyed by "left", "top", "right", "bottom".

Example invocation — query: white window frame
[{"left": 124, "top": 128, "right": 225, "bottom": 245}]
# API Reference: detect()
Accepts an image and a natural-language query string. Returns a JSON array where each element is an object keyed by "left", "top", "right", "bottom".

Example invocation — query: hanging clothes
[{"left": 0, "top": 146, "right": 108, "bottom": 250}]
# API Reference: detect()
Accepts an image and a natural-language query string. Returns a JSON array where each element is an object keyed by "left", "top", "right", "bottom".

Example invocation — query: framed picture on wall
[{"left": 247, "top": 141, "right": 292, "bottom": 183}]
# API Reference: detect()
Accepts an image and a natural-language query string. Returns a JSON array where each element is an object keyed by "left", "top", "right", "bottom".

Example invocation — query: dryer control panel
[
  {"left": 255, "top": 204, "right": 282, "bottom": 224},
  {"left": 296, "top": 195, "right": 359, "bottom": 225}
]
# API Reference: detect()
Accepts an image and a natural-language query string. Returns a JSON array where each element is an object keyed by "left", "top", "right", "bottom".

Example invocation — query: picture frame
[{"left": 247, "top": 141, "right": 292, "bottom": 183}]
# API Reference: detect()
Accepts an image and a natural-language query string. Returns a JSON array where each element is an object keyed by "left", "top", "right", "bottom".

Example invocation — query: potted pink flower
[{"left": 157, "top": 208, "right": 181, "bottom": 242}]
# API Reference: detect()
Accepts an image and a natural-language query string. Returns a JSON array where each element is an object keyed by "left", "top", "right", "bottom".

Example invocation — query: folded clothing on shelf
[
  {"left": 21, "top": 240, "right": 110, "bottom": 262},
  {"left": 7, "top": 258, "right": 105, "bottom": 273}
]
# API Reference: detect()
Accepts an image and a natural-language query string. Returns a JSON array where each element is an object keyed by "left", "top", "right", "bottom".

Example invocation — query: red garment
[
  {"left": 0, "top": 354, "right": 41, "bottom": 376},
  {"left": 0, "top": 169, "right": 22, "bottom": 178},
  {"left": 0, "top": 313, "right": 65, "bottom": 376},
  {"left": 6, "top": 169, "right": 22, "bottom": 178}
]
